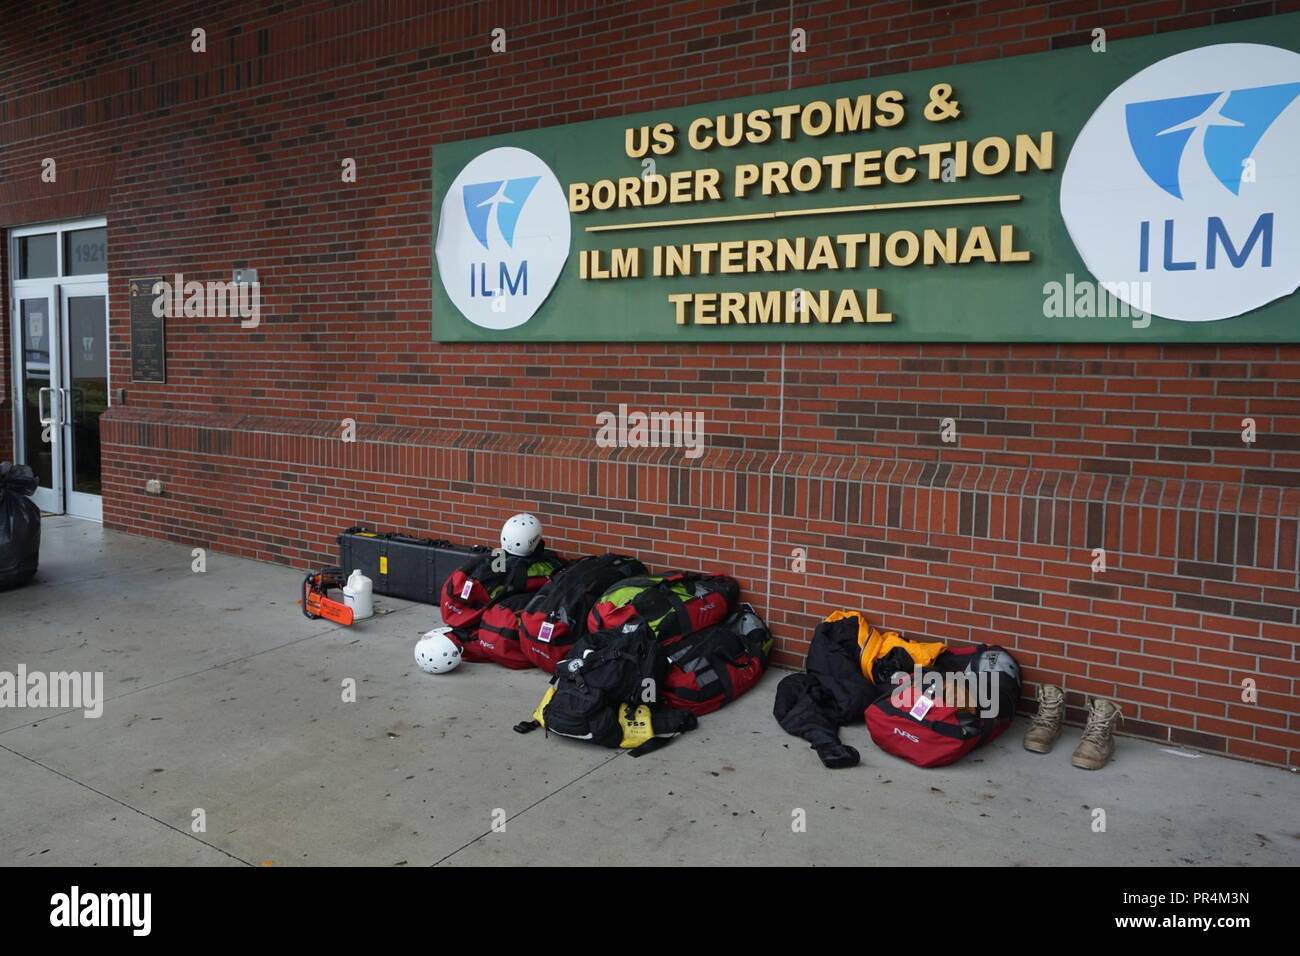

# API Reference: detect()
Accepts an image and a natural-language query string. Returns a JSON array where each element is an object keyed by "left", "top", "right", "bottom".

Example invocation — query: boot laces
[
  {"left": 1081, "top": 700, "right": 1123, "bottom": 745},
  {"left": 1030, "top": 690, "right": 1063, "bottom": 731}
]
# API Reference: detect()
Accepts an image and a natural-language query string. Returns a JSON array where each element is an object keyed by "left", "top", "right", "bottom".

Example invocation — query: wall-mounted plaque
[{"left": 129, "top": 276, "right": 166, "bottom": 383}]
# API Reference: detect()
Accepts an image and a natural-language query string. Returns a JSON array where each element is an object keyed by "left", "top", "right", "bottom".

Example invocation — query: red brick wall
[{"left": 1, "top": 0, "right": 1297, "bottom": 767}]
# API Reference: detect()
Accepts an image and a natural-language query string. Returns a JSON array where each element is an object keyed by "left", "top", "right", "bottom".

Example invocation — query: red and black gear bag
[
  {"left": 439, "top": 544, "right": 564, "bottom": 630},
  {"left": 586, "top": 573, "right": 740, "bottom": 642},
  {"left": 865, "top": 644, "right": 1020, "bottom": 768},
  {"left": 662, "top": 605, "right": 773, "bottom": 716},
  {"left": 460, "top": 592, "right": 535, "bottom": 669},
  {"left": 519, "top": 554, "right": 648, "bottom": 673}
]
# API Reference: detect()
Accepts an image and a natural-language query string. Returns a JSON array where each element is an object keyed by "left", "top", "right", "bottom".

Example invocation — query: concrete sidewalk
[{"left": 1, "top": 517, "right": 1295, "bottom": 867}]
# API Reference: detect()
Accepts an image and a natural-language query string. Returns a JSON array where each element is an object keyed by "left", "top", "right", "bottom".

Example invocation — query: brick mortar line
[
  {"left": 92, "top": 362, "right": 1300, "bottom": 382},
  {"left": 96, "top": 416, "right": 1262, "bottom": 454},
  {"left": 5, "top": 1, "right": 1275, "bottom": 135},
  {"left": 1, "top": 1, "right": 798, "bottom": 141},
  {"left": 102, "top": 508, "right": 1300, "bottom": 652},
  {"left": 101, "top": 424, "right": 1300, "bottom": 520}
]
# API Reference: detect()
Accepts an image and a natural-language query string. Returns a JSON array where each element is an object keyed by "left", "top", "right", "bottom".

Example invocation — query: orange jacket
[{"left": 822, "top": 610, "right": 947, "bottom": 681}]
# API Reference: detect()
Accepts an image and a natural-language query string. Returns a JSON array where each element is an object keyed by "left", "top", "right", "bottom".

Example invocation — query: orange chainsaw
[{"left": 301, "top": 567, "right": 354, "bottom": 625}]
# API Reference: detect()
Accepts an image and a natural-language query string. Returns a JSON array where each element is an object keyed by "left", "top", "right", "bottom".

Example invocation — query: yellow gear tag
[
  {"left": 379, "top": 556, "right": 388, "bottom": 575},
  {"left": 618, "top": 704, "right": 656, "bottom": 749}
]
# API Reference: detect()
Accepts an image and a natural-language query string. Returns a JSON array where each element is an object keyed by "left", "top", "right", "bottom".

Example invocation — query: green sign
[{"left": 431, "top": 13, "right": 1300, "bottom": 342}]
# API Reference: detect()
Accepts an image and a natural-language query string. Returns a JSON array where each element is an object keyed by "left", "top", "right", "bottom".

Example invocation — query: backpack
[
  {"left": 586, "top": 572, "right": 740, "bottom": 643},
  {"left": 518, "top": 554, "right": 648, "bottom": 673},
  {"left": 439, "top": 544, "right": 564, "bottom": 630},
  {"left": 661, "top": 605, "right": 773, "bottom": 716},
  {"left": 519, "top": 622, "right": 697, "bottom": 751},
  {"left": 460, "top": 592, "right": 535, "bottom": 669},
  {"left": 527, "top": 687, "right": 698, "bottom": 751},
  {"left": 865, "top": 644, "right": 1021, "bottom": 768}
]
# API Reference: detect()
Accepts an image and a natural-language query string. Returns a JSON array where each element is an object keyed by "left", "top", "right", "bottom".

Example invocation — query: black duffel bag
[{"left": 0, "top": 462, "right": 41, "bottom": 590}]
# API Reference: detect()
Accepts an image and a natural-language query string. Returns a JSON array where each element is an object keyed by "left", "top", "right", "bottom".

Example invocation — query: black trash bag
[{"left": 0, "top": 461, "right": 41, "bottom": 590}]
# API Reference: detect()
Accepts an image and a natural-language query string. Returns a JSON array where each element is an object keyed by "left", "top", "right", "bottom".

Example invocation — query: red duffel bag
[
  {"left": 586, "top": 572, "right": 739, "bottom": 642},
  {"left": 439, "top": 545, "right": 563, "bottom": 630},
  {"left": 518, "top": 554, "right": 647, "bottom": 673},
  {"left": 865, "top": 645, "right": 1021, "bottom": 768},
  {"left": 661, "top": 605, "right": 773, "bottom": 716},
  {"left": 460, "top": 593, "right": 536, "bottom": 669}
]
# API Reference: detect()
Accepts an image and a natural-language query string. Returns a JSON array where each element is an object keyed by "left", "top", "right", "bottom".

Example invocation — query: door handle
[
  {"left": 61, "top": 387, "right": 73, "bottom": 425},
  {"left": 37, "top": 386, "right": 53, "bottom": 426}
]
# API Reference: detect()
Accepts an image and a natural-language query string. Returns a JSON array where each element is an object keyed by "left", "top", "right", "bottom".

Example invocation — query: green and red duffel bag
[
  {"left": 459, "top": 592, "right": 535, "bottom": 669},
  {"left": 661, "top": 604, "right": 773, "bottom": 716},
  {"left": 586, "top": 572, "right": 740, "bottom": 643},
  {"left": 519, "top": 554, "right": 648, "bottom": 672},
  {"left": 439, "top": 543, "right": 564, "bottom": 631},
  {"left": 865, "top": 644, "right": 1022, "bottom": 768}
]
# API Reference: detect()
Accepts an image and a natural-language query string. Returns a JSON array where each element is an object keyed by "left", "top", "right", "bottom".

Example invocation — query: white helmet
[
  {"left": 975, "top": 648, "right": 1020, "bottom": 687},
  {"left": 415, "top": 627, "right": 462, "bottom": 674},
  {"left": 500, "top": 513, "right": 543, "bottom": 557}
]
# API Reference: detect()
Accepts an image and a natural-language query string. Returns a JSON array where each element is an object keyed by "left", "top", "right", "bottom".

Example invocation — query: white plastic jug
[{"left": 344, "top": 569, "right": 374, "bottom": 620}]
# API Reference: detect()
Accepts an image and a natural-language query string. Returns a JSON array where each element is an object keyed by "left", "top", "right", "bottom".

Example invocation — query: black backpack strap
[
  {"left": 503, "top": 554, "right": 532, "bottom": 594},
  {"left": 628, "top": 708, "right": 698, "bottom": 756},
  {"left": 623, "top": 575, "right": 693, "bottom": 637},
  {"left": 872, "top": 699, "right": 983, "bottom": 739},
  {"left": 479, "top": 617, "right": 521, "bottom": 641},
  {"left": 663, "top": 587, "right": 695, "bottom": 637},
  {"left": 628, "top": 735, "right": 677, "bottom": 757},
  {"left": 669, "top": 662, "right": 735, "bottom": 705},
  {"left": 624, "top": 712, "right": 696, "bottom": 764}
]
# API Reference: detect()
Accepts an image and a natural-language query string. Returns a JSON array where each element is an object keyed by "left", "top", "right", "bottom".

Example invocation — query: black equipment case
[{"left": 337, "top": 526, "right": 486, "bottom": 605}]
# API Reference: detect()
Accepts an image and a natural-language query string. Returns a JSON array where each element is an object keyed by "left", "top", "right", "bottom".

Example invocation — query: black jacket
[{"left": 773, "top": 612, "right": 884, "bottom": 749}]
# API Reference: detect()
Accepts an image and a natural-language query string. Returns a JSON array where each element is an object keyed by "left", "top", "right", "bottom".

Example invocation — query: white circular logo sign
[
  {"left": 435, "top": 146, "right": 571, "bottom": 330},
  {"left": 1061, "top": 43, "right": 1300, "bottom": 322}
]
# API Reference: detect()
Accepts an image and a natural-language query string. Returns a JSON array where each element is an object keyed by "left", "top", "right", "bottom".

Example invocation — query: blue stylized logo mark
[
  {"left": 462, "top": 176, "right": 540, "bottom": 249},
  {"left": 1125, "top": 82, "right": 1300, "bottom": 199}
]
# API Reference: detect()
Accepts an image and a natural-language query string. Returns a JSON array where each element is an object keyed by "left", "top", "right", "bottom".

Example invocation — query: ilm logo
[
  {"left": 1125, "top": 81, "right": 1299, "bottom": 276},
  {"left": 436, "top": 146, "right": 570, "bottom": 331},
  {"left": 1125, "top": 82, "right": 1300, "bottom": 198},
  {"left": 463, "top": 177, "right": 538, "bottom": 300},
  {"left": 1060, "top": 44, "right": 1300, "bottom": 323},
  {"left": 462, "top": 177, "right": 539, "bottom": 248}
]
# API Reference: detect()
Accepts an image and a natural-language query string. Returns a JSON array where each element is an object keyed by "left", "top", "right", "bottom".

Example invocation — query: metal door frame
[
  {"left": 58, "top": 278, "right": 109, "bottom": 520},
  {"left": 8, "top": 217, "right": 109, "bottom": 518}
]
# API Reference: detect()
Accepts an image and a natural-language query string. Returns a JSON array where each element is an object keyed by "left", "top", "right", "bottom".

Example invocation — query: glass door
[
  {"left": 9, "top": 219, "right": 108, "bottom": 519},
  {"left": 60, "top": 282, "right": 108, "bottom": 520},
  {"left": 14, "top": 287, "right": 63, "bottom": 514}
]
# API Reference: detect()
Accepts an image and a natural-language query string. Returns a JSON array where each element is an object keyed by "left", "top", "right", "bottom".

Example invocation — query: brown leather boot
[
  {"left": 1072, "top": 697, "right": 1123, "bottom": 770},
  {"left": 1023, "top": 684, "right": 1065, "bottom": 753}
]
